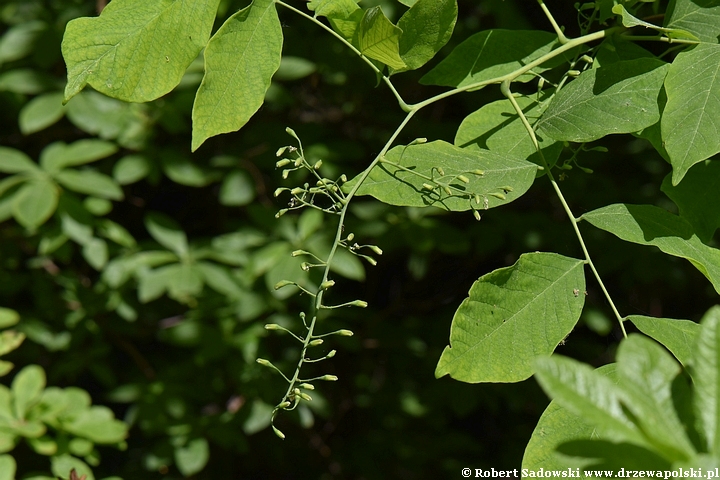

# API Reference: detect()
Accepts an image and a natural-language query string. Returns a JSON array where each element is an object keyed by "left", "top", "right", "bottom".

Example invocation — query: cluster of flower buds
[{"left": 339, "top": 232, "right": 383, "bottom": 266}]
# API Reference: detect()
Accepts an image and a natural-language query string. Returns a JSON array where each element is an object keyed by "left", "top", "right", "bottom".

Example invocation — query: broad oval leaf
[
  {"left": 455, "top": 95, "right": 562, "bottom": 171},
  {"left": 191, "top": 0, "right": 282, "bottom": 151},
  {"left": 662, "top": 44, "right": 720, "bottom": 185},
  {"left": 0, "top": 308, "right": 19, "bottom": 329},
  {"left": 0, "top": 147, "right": 38, "bottom": 173},
  {"left": 536, "top": 58, "right": 669, "bottom": 143},
  {"left": 393, "top": 0, "right": 456, "bottom": 73},
  {"left": 19, "top": 92, "right": 66, "bottom": 135},
  {"left": 55, "top": 170, "right": 124, "bottom": 201},
  {"left": 628, "top": 315, "right": 700, "bottom": 367},
  {"left": 64, "top": 406, "right": 127, "bottom": 443},
  {"left": 174, "top": 437, "right": 210, "bottom": 476},
  {"left": 12, "top": 178, "right": 59, "bottom": 229},
  {"left": 436, "top": 252, "right": 585, "bottom": 383},
  {"left": 0, "top": 454, "right": 16, "bottom": 480},
  {"left": 581, "top": 204, "right": 720, "bottom": 295},
  {"left": 62, "top": 0, "right": 221, "bottom": 103},
  {"left": 344, "top": 140, "right": 537, "bottom": 212},
  {"left": 51, "top": 454, "right": 95, "bottom": 480},
  {"left": 420, "top": 30, "right": 569, "bottom": 87},
  {"left": 12, "top": 364, "right": 45, "bottom": 420},
  {"left": 40, "top": 139, "right": 118, "bottom": 172}
]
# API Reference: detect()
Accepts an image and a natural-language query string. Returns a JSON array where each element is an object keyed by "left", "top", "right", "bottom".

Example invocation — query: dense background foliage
[{"left": 0, "top": 0, "right": 717, "bottom": 478}]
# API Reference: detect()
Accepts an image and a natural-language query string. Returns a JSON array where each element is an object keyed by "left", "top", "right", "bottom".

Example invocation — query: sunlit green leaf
[
  {"left": 219, "top": 170, "right": 255, "bottom": 206},
  {"left": 12, "top": 178, "right": 59, "bottom": 229},
  {"left": 192, "top": 0, "right": 282, "bottom": 150},
  {"left": 537, "top": 59, "right": 669, "bottom": 142},
  {"left": 356, "top": 6, "right": 406, "bottom": 70},
  {"left": 665, "top": 0, "right": 720, "bottom": 43},
  {"left": 40, "top": 139, "right": 118, "bottom": 172},
  {"left": 691, "top": 306, "right": 720, "bottom": 455},
  {"left": 175, "top": 438, "right": 210, "bottom": 476},
  {"left": 51, "top": 454, "right": 95, "bottom": 480},
  {"left": 344, "top": 140, "right": 537, "bottom": 212},
  {"left": 0, "top": 454, "right": 16, "bottom": 480},
  {"left": 0, "top": 309, "right": 20, "bottom": 329},
  {"left": 145, "top": 212, "right": 188, "bottom": 257},
  {"left": 436, "top": 252, "right": 585, "bottom": 383},
  {"left": 393, "top": 0, "right": 456, "bottom": 72},
  {"left": 113, "top": 155, "right": 152, "bottom": 185},
  {"left": 64, "top": 406, "right": 127, "bottom": 443},
  {"left": 63, "top": 0, "right": 221, "bottom": 103},
  {"left": 55, "top": 170, "right": 123, "bottom": 200},
  {"left": 12, "top": 364, "right": 45, "bottom": 420},
  {"left": 0, "top": 147, "right": 39, "bottom": 173}
]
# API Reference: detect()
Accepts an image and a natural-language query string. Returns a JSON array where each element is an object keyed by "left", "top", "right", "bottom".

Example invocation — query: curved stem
[
  {"left": 274, "top": 0, "right": 410, "bottom": 111},
  {"left": 500, "top": 81, "right": 627, "bottom": 338}
]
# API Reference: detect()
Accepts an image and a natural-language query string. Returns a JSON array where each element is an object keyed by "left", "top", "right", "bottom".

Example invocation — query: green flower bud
[
  {"left": 278, "top": 401, "right": 291, "bottom": 409},
  {"left": 314, "top": 160, "right": 323, "bottom": 170},
  {"left": 320, "top": 375, "right": 338, "bottom": 381},
  {"left": 265, "top": 324, "right": 281, "bottom": 330},
  {"left": 276, "top": 147, "right": 288, "bottom": 157},
  {"left": 274, "top": 188, "right": 285, "bottom": 197},
  {"left": 337, "top": 329, "right": 354, "bottom": 336},
  {"left": 274, "top": 280, "right": 294, "bottom": 290},
  {"left": 320, "top": 280, "right": 335, "bottom": 290},
  {"left": 473, "top": 210, "right": 482, "bottom": 221},
  {"left": 309, "top": 339, "right": 324, "bottom": 346},
  {"left": 349, "top": 300, "right": 368, "bottom": 308},
  {"left": 340, "top": 174, "right": 347, "bottom": 183},
  {"left": 276, "top": 159, "right": 292, "bottom": 167},
  {"left": 368, "top": 245, "right": 383, "bottom": 255},
  {"left": 347, "top": 233, "right": 355, "bottom": 242},
  {"left": 326, "top": 349, "right": 336, "bottom": 358},
  {"left": 457, "top": 175, "right": 470, "bottom": 184},
  {"left": 489, "top": 192, "right": 506, "bottom": 200},
  {"left": 291, "top": 187, "right": 304, "bottom": 195},
  {"left": 282, "top": 169, "right": 290, "bottom": 179},
  {"left": 471, "top": 169, "right": 485, "bottom": 176},
  {"left": 299, "top": 383, "right": 315, "bottom": 390},
  {"left": 299, "top": 392, "right": 312, "bottom": 402},
  {"left": 256, "top": 358, "right": 272, "bottom": 367},
  {"left": 442, "top": 185, "right": 453, "bottom": 196},
  {"left": 273, "top": 425, "right": 286, "bottom": 440},
  {"left": 422, "top": 183, "right": 435, "bottom": 191},
  {"left": 568, "top": 70, "right": 581, "bottom": 77}
]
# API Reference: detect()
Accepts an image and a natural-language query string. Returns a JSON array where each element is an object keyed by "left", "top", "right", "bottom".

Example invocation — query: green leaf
[
  {"left": 594, "top": 35, "right": 656, "bottom": 67},
  {"left": 662, "top": 44, "right": 720, "bottom": 185},
  {"left": 60, "top": 211, "right": 94, "bottom": 245},
  {"left": 82, "top": 238, "right": 109, "bottom": 270},
  {"left": 308, "top": 0, "right": 363, "bottom": 42},
  {"left": 191, "top": 0, "right": 282, "bottom": 151},
  {"left": 581, "top": 204, "right": 720, "bottom": 294},
  {"left": 12, "top": 178, "right": 59, "bottom": 229},
  {"left": 137, "top": 264, "right": 176, "bottom": 303},
  {"left": 661, "top": 161, "right": 720, "bottom": 243},
  {"left": 12, "top": 364, "right": 45, "bottom": 420},
  {"left": 536, "top": 59, "right": 669, "bottom": 143},
  {"left": 219, "top": 170, "right": 255, "bottom": 206},
  {"left": 97, "top": 219, "right": 136, "bottom": 248},
  {"left": 160, "top": 153, "right": 218, "bottom": 187},
  {"left": 436, "top": 252, "right": 585, "bottom": 383},
  {"left": 174, "top": 438, "right": 210, "bottom": 476},
  {"left": 19, "top": 92, "right": 66, "bottom": 135},
  {"left": 55, "top": 170, "right": 123, "bottom": 200},
  {"left": 0, "top": 69, "right": 59, "bottom": 95},
  {"left": 0, "top": 308, "right": 20, "bottom": 329},
  {"left": 40, "top": 139, "right": 118, "bottom": 172},
  {"left": 196, "top": 262, "right": 243, "bottom": 296},
  {"left": 62, "top": 0, "right": 221, "bottom": 103},
  {"left": 0, "top": 331, "right": 25, "bottom": 357},
  {"left": 522, "top": 364, "right": 617, "bottom": 472},
  {"left": 665, "top": 0, "right": 720, "bottom": 43},
  {"left": 616, "top": 334, "right": 695, "bottom": 461},
  {"left": 83, "top": 197, "right": 113, "bottom": 216},
  {"left": 455, "top": 95, "right": 562, "bottom": 171},
  {"left": 533, "top": 355, "right": 648, "bottom": 447},
  {"left": 51, "top": 454, "right": 95, "bottom": 480},
  {"left": 0, "top": 21, "right": 46, "bottom": 65},
  {"left": 113, "top": 155, "right": 152, "bottom": 185},
  {"left": 0, "top": 147, "right": 39, "bottom": 173},
  {"left": 144, "top": 212, "right": 188, "bottom": 257},
  {"left": 0, "top": 454, "right": 16, "bottom": 480},
  {"left": 612, "top": 5, "right": 697, "bottom": 39},
  {"left": 344, "top": 140, "right": 537, "bottom": 212},
  {"left": 393, "top": 0, "right": 456, "bottom": 72},
  {"left": 167, "top": 264, "right": 204, "bottom": 300},
  {"left": 420, "top": 30, "right": 566, "bottom": 87},
  {"left": 243, "top": 399, "right": 273, "bottom": 435},
  {"left": 64, "top": 406, "right": 127, "bottom": 443},
  {"left": 274, "top": 56, "right": 317, "bottom": 81},
  {"left": 691, "top": 305, "right": 720, "bottom": 455},
  {"left": 628, "top": 315, "right": 700, "bottom": 367},
  {"left": 355, "top": 6, "right": 406, "bottom": 70}
]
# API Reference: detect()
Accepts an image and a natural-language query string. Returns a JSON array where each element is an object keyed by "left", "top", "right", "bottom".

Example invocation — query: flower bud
[
  {"left": 337, "top": 329, "right": 354, "bottom": 336},
  {"left": 273, "top": 425, "right": 286, "bottom": 440},
  {"left": 256, "top": 358, "right": 272, "bottom": 367},
  {"left": 320, "top": 375, "right": 338, "bottom": 381},
  {"left": 347, "top": 233, "right": 355, "bottom": 242},
  {"left": 278, "top": 401, "right": 291, "bottom": 408},
  {"left": 276, "top": 159, "right": 292, "bottom": 167},
  {"left": 274, "top": 188, "right": 285, "bottom": 197},
  {"left": 320, "top": 280, "right": 335, "bottom": 290},
  {"left": 314, "top": 160, "right": 322, "bottom": 170},
  {"left": 274, "top": 280, "right": 294, "bottom": 290},
  {"left": 309, "top": 339, "right": 324, "bottom": 346},
  {"left": 291, "top": 187, "right": 304, "bottom": 195},
  {"left": 471, "top": 169, "right": 484, "bottom": 176},
  {"left": 299, "top": 383, "right": 315, "bottom": 390},
  {"left": 326, "top": 349, "right": 336, "bottom": 358},
  {"left": 368, "top": 245, "right": 383, "bottom": 255},
  {"left": 422, "top": 183, "right": 435, "bottom": 191},
  {"left": 457, "top": 175, "right": 470, "bottom": 184},
  {"left": 276, "top": 147, "right": 288, "bottom": 157},
  {"left": 299, "top": 392, "right": 312, "bottom": 402},
  {"left": 265, "top": 324, "right": 281, "bottom": 330},
  {"left": 473, "top": 210, "right": 482, "bottom": 222},
  {"left": 349, "top": 300, "right": 368, "bottom": 308},
  {"left": 275, "top": 209, "right": 288, "bottom": 218}
]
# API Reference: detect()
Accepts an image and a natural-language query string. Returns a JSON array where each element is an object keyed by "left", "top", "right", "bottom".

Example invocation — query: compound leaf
[
  {"left": 581, "top": 204, "right": 720, "bottom": 295},
  {"left": 393, "top": 0, "right": 457, "bottom": 72},
  {"left": 628, "top": 315, "right": 699, "bottom": 367},
  {"left": 537, "top": 59, "right": 669, "bottom": 142},
  {"left": 662, "top": 44, "right": 720, "bottom": 185},
  {"left": 191, "top": 0, "right": 282, "bottom": 151},
  {"left": 436, "top": 252, "right": 585, "bottom": 383},
  {"left": 62, "top": 0, "right": 221, "bottom": 103},
  {"left": 420, "top": 30, "right": 567, "bottom": 87},
  {"left": 344, "top": 140, "right": 537, "bottom": 212}
]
